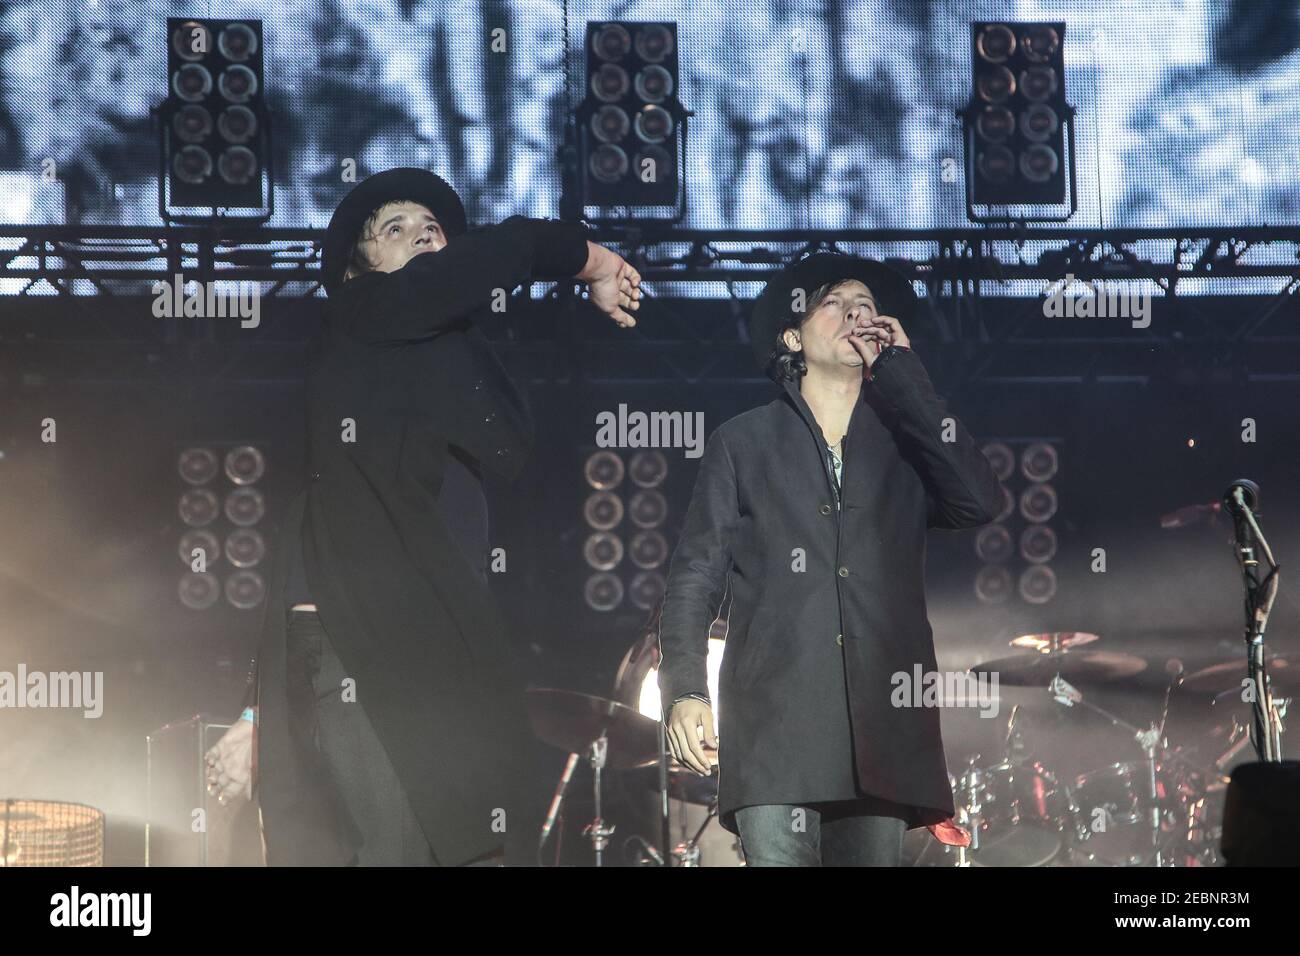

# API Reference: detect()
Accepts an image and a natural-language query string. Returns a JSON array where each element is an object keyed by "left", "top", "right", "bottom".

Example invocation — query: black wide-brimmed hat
[
  {"left": 747, "top": 252, "right": 919, "bottom": 373},
  {"left": 320, "top": 167, "right": 468, "bottom": 295}
]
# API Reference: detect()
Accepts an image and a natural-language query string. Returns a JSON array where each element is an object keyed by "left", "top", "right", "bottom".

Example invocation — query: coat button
[
  {"left": 836, "top": 633, "right": 844, "bottom": 646},
  {"left": 819, "top": 504, "right": 831, "bottom": 515},
  {"left": 496, "top": 447, "right": 510, "bottom": 457},
  {"left": 310, "top": 471, "right": 321, "bottom": 481},
  {"left": 473, "top": 380, "right": 485, "bottom": 390},
  {"left": 484, "top": 412, "right": 497, "bottom": 424},
  {"left": 837, "top": 566, "right": 849, "bottom": 577}
]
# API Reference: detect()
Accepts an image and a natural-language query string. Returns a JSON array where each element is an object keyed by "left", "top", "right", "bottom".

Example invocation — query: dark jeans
[
  {"left": 285, "top": 609, "right": 502, "bottom": 866},
  {"left": 734, "top": 798, "right": 908, "bottom": 867}
]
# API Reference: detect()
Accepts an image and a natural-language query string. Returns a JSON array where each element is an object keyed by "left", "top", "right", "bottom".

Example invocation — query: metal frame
[{"left": 0, "top": 225, "right": 1296, "bottom": 389}]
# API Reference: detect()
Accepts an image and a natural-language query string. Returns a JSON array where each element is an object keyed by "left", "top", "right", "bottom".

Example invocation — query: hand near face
[{"left": 846, "top": 314, "right": 910, "bottom": 371}]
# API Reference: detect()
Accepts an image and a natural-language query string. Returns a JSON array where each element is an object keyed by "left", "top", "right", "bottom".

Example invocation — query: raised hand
[{"left": 578, "top": 242, "right": 642, "bottom": 327}]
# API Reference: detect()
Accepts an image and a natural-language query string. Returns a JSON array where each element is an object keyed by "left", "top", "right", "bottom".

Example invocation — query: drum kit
[
  {"left": 527, "top": 623, "right": 743, "bottom": 866},
  {"left": 524, "top": 625, "right": 1288, "bottom": 867},
  {"left": 905, "top": 631, "right": 1290, "bottom": 867}
]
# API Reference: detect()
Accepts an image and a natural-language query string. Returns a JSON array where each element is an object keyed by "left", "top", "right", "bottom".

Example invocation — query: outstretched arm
[{"left": 336, "top": 217, "right": 639, "bottom": 343}]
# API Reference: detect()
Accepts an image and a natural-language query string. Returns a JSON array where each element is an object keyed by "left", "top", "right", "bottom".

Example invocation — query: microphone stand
[
  {"left": 1224, "top": 482, "right": 1284, "bottom": 762},
  {"left": 1049, "top": 675, "right": 1228, "bottom": 866}
]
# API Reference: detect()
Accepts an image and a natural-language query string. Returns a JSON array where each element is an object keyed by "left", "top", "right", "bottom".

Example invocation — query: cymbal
[
  {"left": 1008, "top": 632, "right": 1099, "bottom": 653},
  {"left": 1182, "top": 657, "right": 1295, "bottom": 697},
  {"left": 971, "top": 650, "right": 1148, "bottom": 687},
  {"left": 526, "top": 688, "right": 662, "bottom": 770},
  {"left": 662, "top": 753, "right": 721, "bottom": 805}
]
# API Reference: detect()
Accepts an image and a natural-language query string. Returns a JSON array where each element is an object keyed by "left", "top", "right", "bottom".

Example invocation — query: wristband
[{"left": 239, "top": 706, "right": 257, "bottom": 726}]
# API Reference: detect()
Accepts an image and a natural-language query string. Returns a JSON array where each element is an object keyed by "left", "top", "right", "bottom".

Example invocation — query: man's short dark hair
[{"left": 764, "top": 279, "right": 861, "bottom": 384}]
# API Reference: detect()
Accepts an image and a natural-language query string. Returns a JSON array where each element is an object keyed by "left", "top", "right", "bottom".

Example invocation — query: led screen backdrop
[{"left": 0, "top": 0, "right": 1296, "bottom": 231}]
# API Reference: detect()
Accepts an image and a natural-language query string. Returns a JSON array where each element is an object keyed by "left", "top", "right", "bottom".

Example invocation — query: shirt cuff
[
  {"left": 522, "top": 218, "right": 591, "bottom": 279},
  {"left": 869, "top": 343, "right": 912, "bottom": 377},
  {"left": 673, "top": 692, "right": 712, "bottom": 706}
]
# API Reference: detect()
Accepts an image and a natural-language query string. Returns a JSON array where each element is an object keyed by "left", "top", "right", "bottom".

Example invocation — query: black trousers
[{"left": 285, "top": 609, "right": 501, "bottom": 866}]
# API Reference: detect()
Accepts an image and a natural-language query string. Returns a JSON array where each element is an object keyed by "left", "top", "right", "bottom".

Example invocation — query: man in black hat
[
  {"left": 658, "top": 253, "right": 1002, "bottom": 866},
  {"left": 205, "top": 168, "right": 641, "bottom": 865}
]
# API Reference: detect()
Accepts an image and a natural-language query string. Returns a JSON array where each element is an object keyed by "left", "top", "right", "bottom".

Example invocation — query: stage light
[
  {"left": 179, "top": 529, "right": 221, "bottom": 568},
  {"left": 975, "top": 565, "right": 1013, "bottom": 604},
  {"left": 216, "top": 106, "right": 257, "bottom": 145},
  {"left": 583, "top": 531, "right": 625, "bottom": 571},
  {"left": 1019, "top": 565, "right": 1057, "bottom": 604},
  {"left": 175, "top": 441, "right": 269, "bottom": 611},
  {"left": 1020, "top": 524, "right": 1058, "bottom": 564},
  {"left": 975, "top": 524, "right": 1013, "bottom": 563},
  {"left": 974, "top": 438, "right": 1062, "bottom": 605},
  {"left": 628, "top": 571, "right": 666, "bottom": 611},
  {"left": 161, "top": 17, "right": 269, "bottom": 220},
  {"left": 224, "top": 528, "right": 266, "bottom": 568},
  {"left": 592, "top": 105, "right": 631, "bottom": 143},
  {"left": 178, "top": 447, "right": 220, "bottom": 485},
  {"left": 179, "top": 488, "right": 220, "bottom": 526},
  {"left": 1021, "top": 442, "right": 1059, "bottom": 482},
  {"left": 179, "top": 571, "right": 221, "bottom": 610},
  {"left": 589, "top": 145, "right": 629, "bottom": 183},
  {"left": 1019, "top": 482, "right": 1058, "bottom": 523},
  {"left": 976, "top": 106, "right": 1015, "bottom": 142},
  {"left": 225, "top": 570, "right": 266, "bottom": 610},
  {"left": 628, "top": 489, "right": 667, "bottom": 528},
  {"left": 629, "top": 530, "right": 668, "bottom": 569},
  {"left": 173, "top": 105, "right": 214, "bottom": 144},
  {"left": 635, "top": 65, "right": 673, "bottom": 102},
  {"left": 584, "top": 572, "right": 624, "bottom": 611},
  {"left": 628, "top": 450, "right": 667, "bottom": 488},
  {"left": 584, "top": 490, "right": 624, "bottom": 530},
  {"left": 224, "top": 487, "right": 265, "bottom": 526},
  {"left": 575, "top": 21, "right": 685, "bottom": 219},
  {"left": 591, "top": 63, "right": 630, "bottom": 101},
  {"left": 217, "top": 22, "right": 258, "bottom": 62},
  {"left": 591, "top": 23, "right": 632, "bottom": 61},
  {"left": 0, "top": 801, "right": 104, "bottom": 867},
  {"left": 980, "top": 441, "right": 1016, "bottom": 481},
  {"left": 224, "top": 445, "right": 266, "bottom": 484},
  {"left": 584, "top": 450, "right": 625, "bottom": 490},
  {"left": 964, "top": 21, "right": 1074, "bottom": 218}
]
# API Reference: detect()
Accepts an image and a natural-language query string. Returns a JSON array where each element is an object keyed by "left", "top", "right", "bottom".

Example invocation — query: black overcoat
[
  {"left": 251, "top": 216, "right": 589, "bottom": 865},
  {"left": 657, "top": 347, "right": 1004, "bottom": 833}
]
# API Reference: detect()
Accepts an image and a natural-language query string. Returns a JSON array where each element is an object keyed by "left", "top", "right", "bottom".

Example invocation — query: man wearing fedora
[
  {"left": 205, "top": 168, "right": 641, "bottom": 865},
  {"left": 658, "top": 253, "right": 1002, "bottom": 866}
]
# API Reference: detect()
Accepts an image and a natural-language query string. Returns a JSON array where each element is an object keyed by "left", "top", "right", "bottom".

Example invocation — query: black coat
[
  {"left": 657, "top": 347, "right": 1004, "bottom": 833},
  {"left": 252, "top": 216, "right": 589, "bottom": 865}
]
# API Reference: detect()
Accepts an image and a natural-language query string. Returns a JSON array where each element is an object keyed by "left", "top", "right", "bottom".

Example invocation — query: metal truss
[{"left": 1, "top": 225, "right": 1297, "bottom": 390}]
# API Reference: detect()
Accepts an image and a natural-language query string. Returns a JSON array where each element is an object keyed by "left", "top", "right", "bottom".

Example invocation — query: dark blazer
[
  {"left": 252, "top": 216, "right": 589, "bottom": 865},
  {"left": 657, "top": 346, "right": 1003, "bottom": 833}
]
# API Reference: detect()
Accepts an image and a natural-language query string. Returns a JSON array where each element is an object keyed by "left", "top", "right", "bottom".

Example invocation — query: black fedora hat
[
  {"left": 320, "top": 167, "right": 468, "bottom": 295},
  {"left": 747, "top": 252, "right": 919, "bottom": 374}
]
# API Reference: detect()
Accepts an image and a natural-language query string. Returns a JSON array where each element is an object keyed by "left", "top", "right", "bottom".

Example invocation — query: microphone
[
  {"left": 1222, "top": 479, "right": 1260, "bottom": 514},
  {"left": 539, "top": 752, "right": 580, "bottom": 847}
]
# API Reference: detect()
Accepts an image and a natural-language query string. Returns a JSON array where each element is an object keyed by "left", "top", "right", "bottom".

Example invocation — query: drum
[
  {"left": 1068, "top": 761, "right": 1175, "bottom": 866},
  {"left": 961, "top": 759, "right": 1071, "bottom": 867}
]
